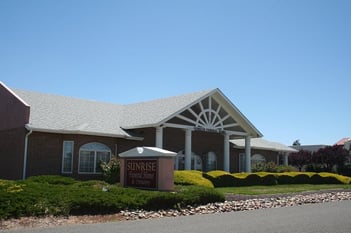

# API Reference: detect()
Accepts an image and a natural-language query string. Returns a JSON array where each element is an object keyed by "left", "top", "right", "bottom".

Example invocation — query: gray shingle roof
[
  {"left": 231, "top": 138, "right": 298, "bottom": 153},
  {"left": 121, "top": 89, "right": 214, "bottom": 128},
  {"left": 13, "top": 89, "right": 216, "bottom": 138},
  {"left": 13, "top": 87, "right": 261, "bottom": 139},
  {"left": 14, "top": 89, "right": 130, "bottom": 138}
]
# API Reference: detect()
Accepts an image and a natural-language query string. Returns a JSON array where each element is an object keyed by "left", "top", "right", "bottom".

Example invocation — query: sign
[{"left": 125, "top": 159, "right": 158, "bottom": 189}]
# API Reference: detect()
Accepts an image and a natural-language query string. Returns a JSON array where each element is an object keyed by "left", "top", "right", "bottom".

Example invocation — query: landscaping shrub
[
  {"left": 259, "top": 173, "right": 278, "bottom": 186},
  {"left": 292, "top": 174, "right": 311, "bottom": 184},
  {"left": 275, "top": 165, "right": 297, "bottom": 173},
  {"left": 318, "top": 173, "right": 351, "bottom": 184},
  {"left": 277, "top": 174, "right": 295, "bottom": 184},
  {"left": 177, "top": 186, "right": 225, "bottom": 206},
  {"left": 243, "top": 174, "right": 262, "bottom": 186},
  {"left": 142, "top": 192, "right": 182, "bottom": 210},
  {"left": 100, "top": 156, "right": 120, "bottom": 184},
  {"left": 26, "top": 175, "right": 77, "bottom": 185},
  {"left": 204, "top": 171, "right": 238, "bottom": 187},
  {"left": 174, "top": 170, "right": 214, "bottom": 188},
  {"left": 0, "top": 175, "right": 223, "bottom": 219},
  {"left": 252, "top": 162, "right": 297, "bottom": 173}
]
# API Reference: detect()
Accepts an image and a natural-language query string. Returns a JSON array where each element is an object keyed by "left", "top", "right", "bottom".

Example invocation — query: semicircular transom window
[
  {"left": 79, "top": 142, "right": 111, "bottom": 174},
  {"left": 251, "top": 154, "right": 266, "bottom": 167},
  {"left": 171, "top": 96, "right": 242, "bottom": 132}
]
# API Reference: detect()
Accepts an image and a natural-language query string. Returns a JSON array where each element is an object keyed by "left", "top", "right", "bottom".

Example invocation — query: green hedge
[
  {"left": 174, "top": 170, "right": 214, "bottom": 188},
  {"left": 202, "top": 171, "right": 351, "bottom": 187},
  {"left": 0, "top": 177, "right": 223, "bottom": 219}
]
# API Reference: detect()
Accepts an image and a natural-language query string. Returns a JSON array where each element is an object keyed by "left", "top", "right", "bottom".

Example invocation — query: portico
[{"left": 152, "top": 90, "right": 262, "bottom": 172}]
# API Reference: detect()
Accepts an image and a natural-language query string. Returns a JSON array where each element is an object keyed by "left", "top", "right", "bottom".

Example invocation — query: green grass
[{"left": 216, "top": 184, "right": 351, "bottom": 195}]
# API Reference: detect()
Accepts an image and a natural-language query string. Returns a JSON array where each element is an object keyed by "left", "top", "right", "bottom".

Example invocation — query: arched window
[
  {"left": 251, "top": 154, "right": 266, "bottom": 167},
  {"left": 79, "top": 142, "right": 111, "bottom": 174}
]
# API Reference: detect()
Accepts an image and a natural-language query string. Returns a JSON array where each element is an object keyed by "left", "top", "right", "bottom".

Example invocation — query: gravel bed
[{"left": 1, "top": 190, "right": 351, "bottom": 231}]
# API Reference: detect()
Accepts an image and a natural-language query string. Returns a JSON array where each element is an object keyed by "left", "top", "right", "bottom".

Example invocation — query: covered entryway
[{"left": 151, "top": 89, "right": 262, "bottom": 172}]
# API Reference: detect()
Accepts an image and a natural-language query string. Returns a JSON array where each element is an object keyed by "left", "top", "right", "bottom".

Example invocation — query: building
[
  {"left": 1, "top": 82, "right": 291, "bottom": 180},
  {"left": 231, "top": 138, "right": 297, "bottom": 172}
]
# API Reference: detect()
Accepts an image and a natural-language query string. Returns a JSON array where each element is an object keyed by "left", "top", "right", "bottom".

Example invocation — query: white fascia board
[
  {"left": 232, "top": 144, "right": 298, "bottom": 153},
  {"left": 1, "top": 82, "right": 30, "bottom": 107},
  {"left": 26, "top": 126, "right": 144, "bottom": 141}
]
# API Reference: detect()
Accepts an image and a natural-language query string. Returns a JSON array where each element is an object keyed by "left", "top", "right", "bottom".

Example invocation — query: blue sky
[{"left": 1, "top": 0, "right": 350, "bottom": 146}]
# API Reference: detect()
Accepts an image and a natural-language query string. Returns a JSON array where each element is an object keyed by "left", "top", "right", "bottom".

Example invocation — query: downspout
[{"left": 22, "top": 125, "right": 33, "bottom": 180}]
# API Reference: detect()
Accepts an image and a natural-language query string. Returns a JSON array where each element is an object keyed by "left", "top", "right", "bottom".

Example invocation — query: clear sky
[{"left": 1, "top": 0, "right": 350, "bottom": 146}]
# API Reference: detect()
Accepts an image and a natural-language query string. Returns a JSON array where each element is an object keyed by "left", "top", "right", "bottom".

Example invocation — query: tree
[
  {"left": 289, "top": 150, "right": 312, "bottom": 171},
  {"left": 313, "top": 145, "right": 348, "bottom": 172},
  {"left": 292, "top": 139, "right": 301, "bottom": 146}
]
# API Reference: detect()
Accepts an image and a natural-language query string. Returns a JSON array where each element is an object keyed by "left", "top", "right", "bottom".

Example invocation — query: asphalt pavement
[{"left": 5, "top": 200, "right": 351, "bottom": 233}]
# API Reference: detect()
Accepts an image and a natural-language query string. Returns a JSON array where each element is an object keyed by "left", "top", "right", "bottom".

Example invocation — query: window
[
  {"left": 175, "top": 150, "right": 202, "bottom": 171},
  {"left": 62, "top": 141, "right": 74, "bottom": 173},
  {"left": 239, "top": 153, "right": 246, "bottom": 172},
  {"left": 251, "top": 154, "right": 266, "bottom": 167},
  {"left": 78, "top": 142, "right": 111, "bottom": 174},
  {"left": 206, "top": 151, "right": 217, "bottom": 171}
]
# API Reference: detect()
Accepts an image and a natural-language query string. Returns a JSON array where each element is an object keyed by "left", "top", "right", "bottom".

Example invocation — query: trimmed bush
[
  {"left": 174, "top": 170, "right": 214, "bottom": 188},
  {"left": 204, "top": 171, "right": 237, "bottom": 187},
  {"left": 292, "top": 174, "right": 310, "bottom": 184},
  {"left": 277, "top": 174, "right": 295, "bottom": 184},
  {"left": 205, "top": 171, "right": 351, "bottom": 187},
  {"left": 260, "top": 174, "right": 278, "bottom": 186},
  {"left": 244, "top": 174, "right": 262, "bottom": 186},
  {"left": 0, "top": 176, "right": 224, "bottom": 219},
  {"left": 177, "top": 186, "right": 225, "bottom": 206},
  {"left": 319, "top": 173, "right": 351, "bottom": 184},
  {"left": 26, "top": 175, "right": 77, "bottom": 185}
]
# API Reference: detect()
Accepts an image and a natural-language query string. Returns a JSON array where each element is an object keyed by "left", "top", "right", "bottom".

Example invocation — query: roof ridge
[
  {"left": 123, "top": 88, "right": 217, "bottom": 106},
  {"left": 13, "top": 88, "right": 123, "bottom": 107}
]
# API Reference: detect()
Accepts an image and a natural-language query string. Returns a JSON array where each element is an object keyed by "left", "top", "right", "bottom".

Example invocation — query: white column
[
  {"left": 223, "top": 133, "right": 230, "bottom": 172},
  {"left": 155, "top": 127, "right": 163, "bottom": 149},
  {"left": 245, "top": 136, "right": 251, "bottom": 173},
  {"left": 184, "top": 129, "right": 192, "bottom": 170},
  {"left": 284, "top": 153, "right": 289, "bottom": 166}
]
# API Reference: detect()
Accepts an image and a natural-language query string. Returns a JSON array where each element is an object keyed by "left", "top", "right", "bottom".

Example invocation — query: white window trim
[
  {"left": 61, "top": 141, "right": 74, "bottom": 174},
  {"left": 78, "top": 143, "right": 111, "bottom": 174}
]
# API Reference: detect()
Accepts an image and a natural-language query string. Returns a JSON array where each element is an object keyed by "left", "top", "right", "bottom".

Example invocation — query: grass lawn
[{"left": 216, "top": 184, "right": 351, "bottom": 195}]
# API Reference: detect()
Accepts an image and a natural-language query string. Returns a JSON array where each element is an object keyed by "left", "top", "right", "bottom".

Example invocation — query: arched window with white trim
[
  {"left": 251, "top": 154, "right": 266, "bottom": 167},
  {"left": 79, "top": 142, "right": 111, "bottom": 174}
]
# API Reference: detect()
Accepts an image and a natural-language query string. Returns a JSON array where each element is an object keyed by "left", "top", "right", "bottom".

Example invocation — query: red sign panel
[{"left": 125, "top": 159, "right": 158, "bottom": 189}]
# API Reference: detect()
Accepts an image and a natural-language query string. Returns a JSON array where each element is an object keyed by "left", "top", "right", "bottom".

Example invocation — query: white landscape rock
[{"left": 120, "top": 191, "right": 351, "bottom": 220}]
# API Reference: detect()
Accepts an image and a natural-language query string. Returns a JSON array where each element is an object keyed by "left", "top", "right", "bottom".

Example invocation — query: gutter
[{"left": 22, "top": 125, "right": 33, "bottom": 180}]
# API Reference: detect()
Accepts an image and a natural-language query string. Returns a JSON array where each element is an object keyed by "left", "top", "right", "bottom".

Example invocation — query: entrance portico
[{"left": 153, "top": 89, "right": 261, "bottom": 172}]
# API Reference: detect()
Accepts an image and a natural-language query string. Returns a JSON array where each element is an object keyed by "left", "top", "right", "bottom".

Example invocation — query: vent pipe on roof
[{"left": 22, "top": 126, "right": 32, "bottom": 180}]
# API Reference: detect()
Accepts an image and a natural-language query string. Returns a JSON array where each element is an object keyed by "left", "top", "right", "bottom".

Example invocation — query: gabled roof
[
  {"left": 231, "top": 138, "right": 298, "bottom": 153},
  {"left": 121, "top": 89, "right": 214, "bottom": 128},
  {"left": 11, "top": 86, "right": 262, "bottom": 139},
  {"left": 14, "top": 89, "right": 131, "bottom": 138},
  {"left": 335, "top": 137, "right": 351, "bottom": 146}
]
